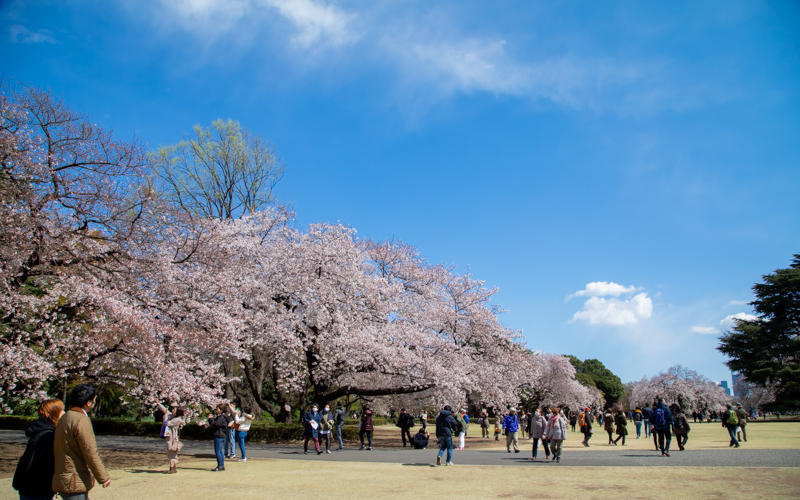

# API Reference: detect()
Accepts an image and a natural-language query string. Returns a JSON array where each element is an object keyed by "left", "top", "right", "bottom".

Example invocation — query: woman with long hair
[
  {"left": 13, "top": 399, "right": 65, "bottom": 499},
  {"left": 545, "top": 407, "right": 568, "bottom": 463}
]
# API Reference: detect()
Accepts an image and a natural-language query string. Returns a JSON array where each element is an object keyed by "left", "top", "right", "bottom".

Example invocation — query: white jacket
[
  {"left": 546, "top": 415, "right": 568, "bottom": 441},
  {"left": 235, "top": 413, "right": 254, "bottom": 432}
]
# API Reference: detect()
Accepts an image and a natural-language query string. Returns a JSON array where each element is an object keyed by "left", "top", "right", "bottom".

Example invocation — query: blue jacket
[
  {"left": 649, "top": 403, "right": 674, "bottom": 431},
  {"left": 435, "top": 410, "right": 458, "bottom": 438},
  {"left": 503, "top": 414, "right": 519, "bottom": 433},
  {"left": 303, "top": 410, "right": 322, "bottom": 438}
]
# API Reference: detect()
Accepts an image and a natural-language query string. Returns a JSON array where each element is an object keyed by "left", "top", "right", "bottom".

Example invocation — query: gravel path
[{"left": 2, "top": 430, "right": 797, "bottom": 468}]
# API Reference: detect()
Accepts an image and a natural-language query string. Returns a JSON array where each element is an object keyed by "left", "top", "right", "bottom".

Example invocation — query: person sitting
[{"left": 411, "top": 428, "right": 430, "bottom": 449}]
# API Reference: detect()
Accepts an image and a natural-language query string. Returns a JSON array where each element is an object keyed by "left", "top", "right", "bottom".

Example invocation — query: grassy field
[
  {"left": 1, "top": 460, "right": 797, "bottom": 500},
  {"left": 369, "top": 420, "right": 800, "bottom": 451}
]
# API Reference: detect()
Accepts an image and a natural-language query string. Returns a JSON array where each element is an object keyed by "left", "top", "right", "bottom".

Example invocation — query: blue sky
[{"left": 3, "top": 0, "right": 799, "bottom": 387}]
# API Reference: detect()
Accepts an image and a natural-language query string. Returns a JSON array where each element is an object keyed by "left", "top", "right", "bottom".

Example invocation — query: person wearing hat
[
  {"left": 502, "top": 408, "right": 520, "bottom": 453},
  {"left": 735, "top": 403, "right": 748, "bottom": 442}
]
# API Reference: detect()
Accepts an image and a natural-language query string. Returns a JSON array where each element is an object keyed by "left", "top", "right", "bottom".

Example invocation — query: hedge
[{"left": 0, "top": 416, "right": 361, "bottom": 442}]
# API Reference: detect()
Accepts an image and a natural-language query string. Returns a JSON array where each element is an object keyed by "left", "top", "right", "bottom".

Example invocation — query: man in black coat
[{"left": 397, "top": 408, "right": 415, "bottom": 447}]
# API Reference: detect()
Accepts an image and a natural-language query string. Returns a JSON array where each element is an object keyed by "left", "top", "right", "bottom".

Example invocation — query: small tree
[{"left": 153, "top": 119, "right": 284, "bottom": 220}]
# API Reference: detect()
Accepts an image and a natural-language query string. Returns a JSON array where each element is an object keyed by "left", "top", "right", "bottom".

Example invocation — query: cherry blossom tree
[{"left": 630, "top": 365, "right": 730, "bottom": 412}]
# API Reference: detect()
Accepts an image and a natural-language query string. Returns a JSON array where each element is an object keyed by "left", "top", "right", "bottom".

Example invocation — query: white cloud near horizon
[
  {"left": 692, "top": 325, "right": 720, "bottom": 335},
  {"left": 8, "top": 24, "right": 56, "bottom": 44},
  {"left": 566, "top": 281, "right": 640, "bottom": 301}
]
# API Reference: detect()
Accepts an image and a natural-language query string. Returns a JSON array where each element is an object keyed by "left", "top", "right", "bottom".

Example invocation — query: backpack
[
  {"left": 654, "top": 407, "right": 666, "bottom": 428},
  {"left": 578, "top": 413, "right": 586, "bottom": 428},
  {"left": 727, "top": 410, "right": 738, "bottom": 426}
]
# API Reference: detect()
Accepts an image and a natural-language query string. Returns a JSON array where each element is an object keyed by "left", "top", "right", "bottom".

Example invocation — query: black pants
[
  {"left": 614, "top": 433, "right": 626, "bottom": 445},
  {"left": 401, "top": 428, "right": 412, "bottom": 446},
  {"left": 656, "top": 429, "right": 671, "bottom": 452},
  {"left": 607, "top": 430, "right": 614, "bottom": 443},
  {"left": 532, "top": 437, "right": 550, "bottom": 457},
  {"left": 584, "top": 430, "right": 592, "bottom": 443},
  {"left": 675, "top": 433, "right": 688, "bottom": 449}
]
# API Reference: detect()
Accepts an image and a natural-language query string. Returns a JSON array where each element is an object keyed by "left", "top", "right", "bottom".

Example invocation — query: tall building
[
  {"left": 718, "top": 380, "right": 731, "bottom": 396},
  {"left": 731, "top": 372, "right": 744, "bottom": 397}
]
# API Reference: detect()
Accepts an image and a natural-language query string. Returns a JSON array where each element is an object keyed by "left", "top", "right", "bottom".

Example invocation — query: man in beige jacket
[{"left": 53, "top": 384, "right": 111, "bottom": 499}]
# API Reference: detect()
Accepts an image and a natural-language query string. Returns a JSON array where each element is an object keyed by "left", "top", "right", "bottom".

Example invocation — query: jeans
[
  {"left": 644, "top": 422, "right": 651, "bottom": 437},
  {"left": 656, "top": 429, "right": 672, "bottom": 452},
  {"left": 359, "top": 430, "right": 372, "bottom": 448},
  {"left": 237, "top": 430, "right": 247, "bottom": 459},
  {"left": 335, "top": 424, "right": 344, "bottom": 448},
  {"left": 437, "top": 434, "right": 453, "bottom": 463},
  {"left": 225, "top": 427, "right": 236, "bottom": 456},
  {"left": 726, "top": 425, "right": 739, "bottom": 446},
  {"left": 213, "top": 436, "right": 225, "bottom": 469},
  {"left": 634, "top": 421, "right": 642, "bottom": 438}
]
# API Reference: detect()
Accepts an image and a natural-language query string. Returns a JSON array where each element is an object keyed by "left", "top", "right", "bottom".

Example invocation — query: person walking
[
  {"left": 479, "top": 409, "right": 490, "bottom": 438},
  {"left": 672, "top": 405, "right": 690, "bottom": 451},
  {"left": 736, "top": 403, "right": 748, "bottom": 443},
  {"left": 13, "top": 399, "right": 64, "bottom": 500},
  {"left": 397, "top": 409, "right": 415, "bottom": 447},
  {"left": 208, "top": 403, "right": 231, "bottom": 471},
  {"left": 52, "top": 384, "right": 111, "bottom": 499},
  {"left": 651, "top": 397, "right": 674, "bottom": 457},
  {"left": 455, "top": 410, "right": 468, "bottom": 450},
  {"left": 580, "top": 408, "right": 595, "bottom": 447},
  {"left": 642, "top": 403, "right": 653, "bottom": 439},
  {"left": 613, "top": 410, "right": 628, "bottom": 446},
  {"left": 633, "top": 407, "right": 643, "bottom": 438},
  {"left": 722, "top": 403, "right": 740, "bottom": 448},
  {"left": 529, "top": 407, "right": 548, "bottom": 460},
  {"left": 234, "top": 405, "right": 254, "bottom": 461},
  {"left": 545, "top": 408, "right": 568, "bottom": 463},
  {"left": 435, "top": 405, "right": 458, "bottom": 466},
  {"left": 503, "top": 408, "right": 521, "bottom": 453},
  {"left": 603, "top": 410, "right": 614, "bottom": 444},
  {"left": 156, "top": 402, "right": 186, "bottom": 473},
  {"left": 319, "top": 404, "right": 333, "bottom": 454},
  {"left": 333, "top": 401, "right": 346, "bottom": 450},
  {"left": 569, "top": 411, "right": 577, "bottom": 432},
  {"left": 359, "top": 405, "right": 374, "bottom": 450},
  {"left": 303, "top": 404, "right": 323, "bottom": 455}
]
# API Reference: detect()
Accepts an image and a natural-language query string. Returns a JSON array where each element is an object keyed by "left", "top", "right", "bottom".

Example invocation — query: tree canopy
[
  {"left": 718, "top": 253, "right": 800, "bottom": 411},
  {"left": 566, "top": 356, "right": 625, "bottom": 408}
]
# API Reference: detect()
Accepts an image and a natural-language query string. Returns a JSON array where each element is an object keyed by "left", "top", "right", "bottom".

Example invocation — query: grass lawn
[
  {"left": 1, "top": 460, "right": 797, "bottom": 500},
  {"left": 370, "top": 420, "right": 800, "bottom": 451}
]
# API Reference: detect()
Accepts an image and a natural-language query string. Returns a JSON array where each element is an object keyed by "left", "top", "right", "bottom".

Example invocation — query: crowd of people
[{"left": 12, "top": 384, "right": 757, "bottom": 498}]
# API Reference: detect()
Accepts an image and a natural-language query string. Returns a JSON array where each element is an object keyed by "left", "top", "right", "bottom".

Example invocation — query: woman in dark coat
[
  {"left": 359, "top": 405, "right": 374, "bottom": 450},
  {"left": 303, "top": 404, "right": 323, "bottom": 455},
  {"left": 613, "top": 410, "right": 628, "bottom": 446},
  {"left": 13, "top": 399, "right": 64, "bottom": 500},
  {"left": 208, "top": 403, "right": 231, "bottom": 471}
]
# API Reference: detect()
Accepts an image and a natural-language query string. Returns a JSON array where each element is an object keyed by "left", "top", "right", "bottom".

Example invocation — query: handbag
[{"left": 160, "top": 422, "right": 170, "bottom": 438}]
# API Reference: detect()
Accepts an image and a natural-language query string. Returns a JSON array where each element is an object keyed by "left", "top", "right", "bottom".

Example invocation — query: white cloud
[
  {"left": 692, "top": 326, "right": 720, "bottom": 335},
  {"left": 571, "top": 292, "right": 653, "bottom": 326},
  {"left": 566, "top": 281, "right": 640, "bottom": 301},
  {"left": 263, "top": 0, "right": 357, "bottom": 48},
  {"left": 8, "top": 24, "right": 56, "bottom": 44},
  {"left": 726, "top": 300, "right": 749, "bottom": 306},
  {"left": 719, "top": 312, "right": 757, "bottom": 330}
]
